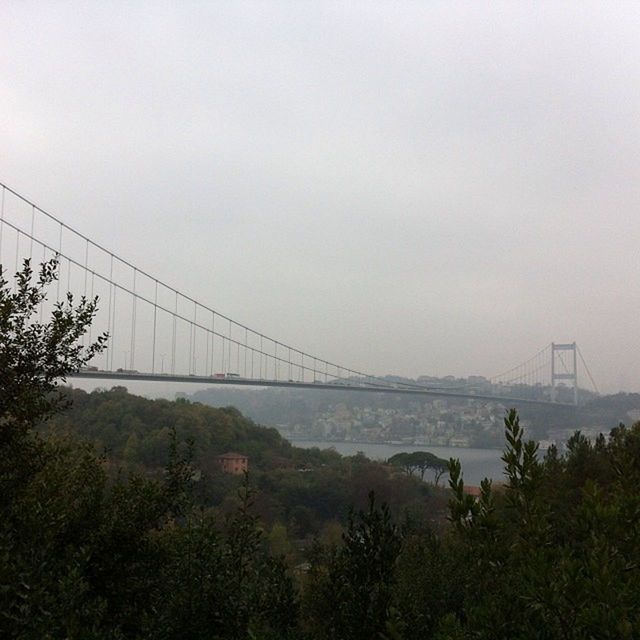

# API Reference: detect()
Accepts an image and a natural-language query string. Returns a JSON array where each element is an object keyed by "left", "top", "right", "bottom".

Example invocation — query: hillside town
[
  {"left": 188, "top": 378, "right": 637, "bottom": 451},
  {"left": 277, "top": 398, "right": 517, "bottom": 448}
]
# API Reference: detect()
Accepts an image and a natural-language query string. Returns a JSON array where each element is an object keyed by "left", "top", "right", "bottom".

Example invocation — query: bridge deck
[{"left": 68, "top": 371, "right": 574, "bottom": 408}]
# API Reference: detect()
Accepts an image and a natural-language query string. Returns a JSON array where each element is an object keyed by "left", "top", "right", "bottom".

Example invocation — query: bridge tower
[{"left": 551, "top": 342, "right": 578, "bottom": 405}]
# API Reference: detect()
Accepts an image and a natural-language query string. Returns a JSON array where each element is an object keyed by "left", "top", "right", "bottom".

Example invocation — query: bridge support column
[{"left": 551, "top": 342, "right": 578, "bottom": 405}]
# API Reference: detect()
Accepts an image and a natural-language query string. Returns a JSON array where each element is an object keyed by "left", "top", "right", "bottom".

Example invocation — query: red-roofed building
[{"left": 215, "top": 452, "right": 249, "bottom": 475}]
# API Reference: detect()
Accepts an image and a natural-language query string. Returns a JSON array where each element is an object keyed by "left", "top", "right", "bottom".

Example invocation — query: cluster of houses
[{"left": 279, "top": 398, "right": 517, "bottom": 448}]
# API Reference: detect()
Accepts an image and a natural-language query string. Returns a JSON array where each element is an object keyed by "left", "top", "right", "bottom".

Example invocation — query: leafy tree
[
  {"left": 0, "top": 257, "right": 106, "bottom": 442},
  {"left": 0, "top": 259, "right": 299, "bottom": 639},
  {"left": 388, "top": 452, "right": 414, "bottom": 475},
  {"left": 0, "top": 257, "right": 112, "bottom": 637},
  {"left": 303, "top": 491, "right": 402, "bottom": 640},
  {"left": 147, "top": 480, "right": 298, "bottom": 640},
  {"left": 431, "top": 409, "right": 640, "bottom": 639},
  {"left": 388, "top": 451, "right": 448, "bottom": 484}
]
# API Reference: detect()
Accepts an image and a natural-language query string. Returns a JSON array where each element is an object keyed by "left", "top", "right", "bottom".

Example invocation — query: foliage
[
  {"left": 42, "top": 387, "right": 443, "bottom": 540},
  {"left": 303, "top": 492, "right": 402, "bottom": 640},
  {"left": 426, "top": 408, "right": 640, "bottom": 639},
  {"left": 0, "top": 258, "right": 106, "bottom": 442},
  {"left": 388, "top": 450, "right": 449, "bottom": 484},
  {"left": 0, "top": 259, "right": 297, "bottom": 639},
  {"left": 0, "top": 431, "right": 299, "bottom": 639},
  {"left": 144, "top": 479, "right": 299, "bottom": 640}
]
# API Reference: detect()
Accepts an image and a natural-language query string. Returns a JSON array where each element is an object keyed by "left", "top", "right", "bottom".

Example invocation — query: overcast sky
[{"left": 2, "top": 2, "right": 639, "bottom": 393}]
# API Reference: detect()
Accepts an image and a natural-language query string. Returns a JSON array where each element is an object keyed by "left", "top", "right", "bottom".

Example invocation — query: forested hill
[
  {"left": 43, "top": 386, "right": 331, "bottom": 472},
  {"left": 40, "top": 387, "right": 443, "bottom": 539}
]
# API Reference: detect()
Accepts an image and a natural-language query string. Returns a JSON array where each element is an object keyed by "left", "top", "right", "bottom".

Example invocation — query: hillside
[{"left": 41, "top": 387, "right": 447, "bottom": 538}]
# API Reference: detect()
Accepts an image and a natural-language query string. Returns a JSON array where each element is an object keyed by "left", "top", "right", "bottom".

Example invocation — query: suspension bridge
[{"left": 0, "top": 182, "right": 598, "bottom": 407}]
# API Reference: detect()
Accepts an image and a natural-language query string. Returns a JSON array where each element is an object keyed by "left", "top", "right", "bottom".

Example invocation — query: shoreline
[{"left": 286, "top": 437, "right": 503, "bottom": 452}]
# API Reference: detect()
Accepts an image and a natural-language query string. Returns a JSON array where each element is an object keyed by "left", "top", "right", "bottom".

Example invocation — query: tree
[
  {"left": 0, "top": 258, "right": 142, "bottom": 638},
  {"left": 303, "top": 492, "right": 402, "bottom": 640},
  {"left": 0, "top": 258, "right": 299, "bottom": 639},
  {"left": 388, "top": 452, "right": 414, "bottom": 476},
  {"left": 388, "top": 451, "right": 448, "bottom": 484},
  {"left": 436, "top": 409, "right": 640, "bottom": 639},
  {"left": 147, "top": 479, "right": 298, "bottom": 640},
  {"left": 0, "top": 257, "right": 107, "bottom": 441}
]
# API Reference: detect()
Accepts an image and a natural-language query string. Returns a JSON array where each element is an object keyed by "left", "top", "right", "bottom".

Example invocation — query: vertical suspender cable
[
  {"left": 82, "top": 239, "right": 89, "bottom": 347},
  {"left": 193, "top": 302, "right": 197, "bottom": 374},
  {"left": 110, "top": 280, "right": 117, "bottom": 371},
  {"left": 66, "top": 253, "right": 71, "bottom": 298},
  {"left": 39, "top": 243, "right": 46, "bottom": 322},
  {"left": 130, "top": 268, "right": 137, "bottom": 370},
  {"left": 14, "top": 231, "right": 20, "bottom": 291},
  {"left": 211, "top": 312, "right": 215, "bottom": 375},
  {"left": 152, "top": 280, "right": 158, "bottom": 374},
  {"left": 189, "top": 302, "right": 195, "bottom": 374},
  {"left": 88, "top": 271, "right": 94, "bottom": 346},
  {"left": 171, "top": 291, "right": 177, "bottom": 374},
  {"left": 107, "top": 254, "right": 113, "bottom": 369},
  {"left": 56, "top": 225, "right": 63, "bottom": 303},
  {"left": 29, "top": 205, "right": 35, "bottom": 260},
  {"left": 205, "top": 313, "right": 210, "bottom": 377},
  {"left": 83, "top": 239, "right": 89, "bottom": 298}
]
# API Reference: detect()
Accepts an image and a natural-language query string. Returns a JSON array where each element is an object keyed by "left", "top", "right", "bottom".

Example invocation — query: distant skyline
[{"left": 2, "top": 3, "right": 639, "bottom": 393}]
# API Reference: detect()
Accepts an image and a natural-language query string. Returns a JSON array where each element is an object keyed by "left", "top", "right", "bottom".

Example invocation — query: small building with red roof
[{"left": 215, "top": 452, "right": 249, "bottom": 475}]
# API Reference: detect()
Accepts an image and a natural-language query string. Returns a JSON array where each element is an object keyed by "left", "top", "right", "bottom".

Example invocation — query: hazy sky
[{"left": 2, "top": 2, "right": 639, "bottom": 393}]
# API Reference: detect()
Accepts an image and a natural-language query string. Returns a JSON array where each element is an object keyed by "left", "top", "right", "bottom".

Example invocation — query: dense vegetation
[
  {"left": 41, "top": 386, "right": 444, "bottom": 543},
  {"left": 2, "top": 259, "right": 639, "bottom": 638}
]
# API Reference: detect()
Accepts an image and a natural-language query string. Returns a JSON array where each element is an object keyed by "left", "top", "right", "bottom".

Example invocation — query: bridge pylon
[{"left": 551, "top": 342, "right": 578, "bottom": 405}]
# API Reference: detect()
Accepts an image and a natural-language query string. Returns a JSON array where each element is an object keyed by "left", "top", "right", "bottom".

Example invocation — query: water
[{"left": 292, "top": 440, "right": 506, "bottom": 486}]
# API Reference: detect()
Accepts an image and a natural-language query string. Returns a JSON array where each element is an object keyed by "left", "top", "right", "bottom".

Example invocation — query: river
[{"left": 291, "top": 440, "right": 506, "bottom": 486}]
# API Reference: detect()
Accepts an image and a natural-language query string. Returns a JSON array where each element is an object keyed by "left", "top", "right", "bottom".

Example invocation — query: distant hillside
[
  {"left": 41, "top": 387, "right": 445, "bottom": 538},
  {"left": 187, "top": 386, "right": 640, "bottom": 442},
  {"left": 578, "top": 392, "right": 640, "bottom": 427},
  {"left": 43, "top": 386, "right": 336, "bottom": 472}
]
